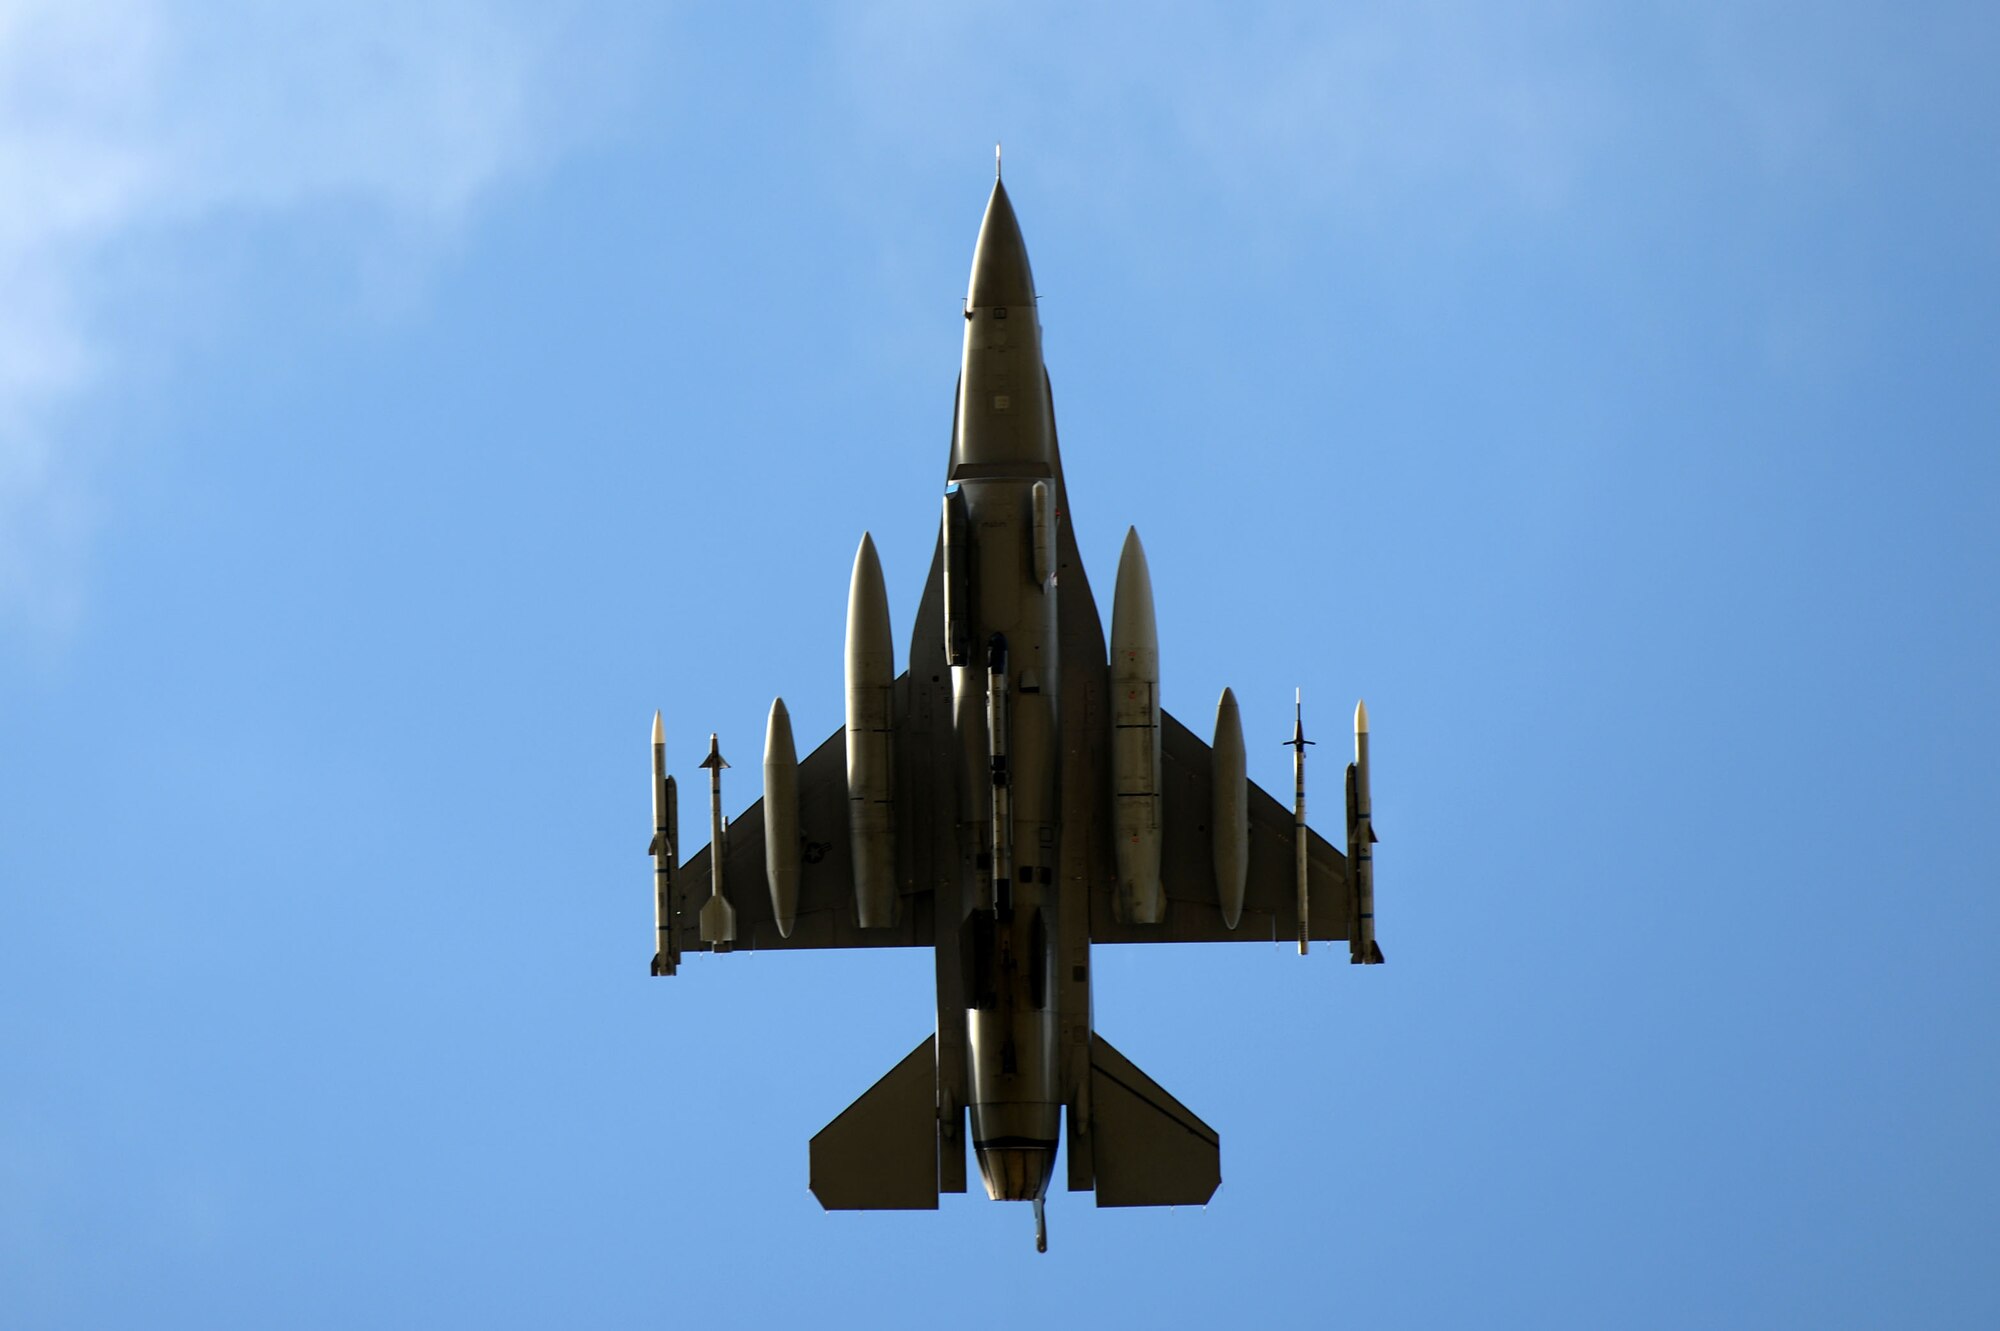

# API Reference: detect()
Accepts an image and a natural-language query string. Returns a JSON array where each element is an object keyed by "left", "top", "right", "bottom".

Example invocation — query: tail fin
[
  {"left": 809, "top": 1034, "right": 940, "bottom": 1210},
  {"left": 1082, "top": 1033, "right": 1220, "bottom": 1207}
]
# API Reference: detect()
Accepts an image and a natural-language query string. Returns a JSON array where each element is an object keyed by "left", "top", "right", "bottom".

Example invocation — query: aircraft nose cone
[{"left": 967, "top": 179, "right": 1036, "bottom": 308}]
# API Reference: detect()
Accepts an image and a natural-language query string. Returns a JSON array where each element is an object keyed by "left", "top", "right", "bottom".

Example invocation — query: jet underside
[{"left": 646, "top": 171, "right": 1382, "bottom": 1251}]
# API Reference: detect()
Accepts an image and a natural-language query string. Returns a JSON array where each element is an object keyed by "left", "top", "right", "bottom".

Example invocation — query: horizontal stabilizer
[
  {"left": 1089, "top": 1033, "right": 1220, "bottom": 1207},
  {"left": 810, "top": 1034, "right": 940, "bottom": 1211}
]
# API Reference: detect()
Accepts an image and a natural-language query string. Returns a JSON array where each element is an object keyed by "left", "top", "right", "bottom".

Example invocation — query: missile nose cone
[
  {"left": 652, "top": 710, "right": 664, "bottom": 745},
  {"left": 1355, "top": 699, "right": 1369, "bottom": 734},
  {"left": 699, "top": 732, "right": 729, "bottom": 771},
  {"left": 968, "top": 176, "right": 1036, "bottom": 308},
  {"left": 1288, "top": 688, "right": 1314, "bottom": 748}
]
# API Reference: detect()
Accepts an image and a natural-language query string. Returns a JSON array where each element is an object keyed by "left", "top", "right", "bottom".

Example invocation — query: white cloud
[{"left": 0, "top": 0, "right": 621, "bottom": 634}]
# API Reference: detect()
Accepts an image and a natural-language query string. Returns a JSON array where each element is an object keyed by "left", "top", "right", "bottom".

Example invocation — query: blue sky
[{"left": 2, "top": 2, "right": 1996, "bottom": 1326}]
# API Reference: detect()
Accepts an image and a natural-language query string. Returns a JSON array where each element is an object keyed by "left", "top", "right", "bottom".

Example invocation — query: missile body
[
  {"left": 650, "top": 711, "right": 678, "bottom": 976},
  {"left": 1287, "top": 691, "right": 1314, "bottom": 956},
  {"left": 1348, "top": 700, "right": 1383, "bottom": 964},
  {"left": 763, "top": 698, "right": 799, "bottom": 939},
  {"left": 698, "top": 734, "right": 735, "bottom": 946}
]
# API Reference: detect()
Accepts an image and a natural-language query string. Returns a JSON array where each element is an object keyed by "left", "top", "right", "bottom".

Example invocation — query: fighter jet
[{"left": 647, "top": 158, "right": 1383, "bottom": 1252}]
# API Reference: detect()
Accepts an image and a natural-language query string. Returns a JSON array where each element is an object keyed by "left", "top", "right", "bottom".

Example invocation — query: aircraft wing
[
  {"left": 671, "top": 717, "right": 933, "bottom": 954},
  {"left": 1087, "top": 707, "right": 1355, "bottom": 946}
]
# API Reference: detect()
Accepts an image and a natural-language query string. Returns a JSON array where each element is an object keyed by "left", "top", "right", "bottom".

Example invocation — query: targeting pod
[{"left": 1031, "top": 481, "right": 1055, "bottom": 587}]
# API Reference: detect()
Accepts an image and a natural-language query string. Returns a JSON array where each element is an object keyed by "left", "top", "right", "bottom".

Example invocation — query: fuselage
[{"left": 951, "top": 180, "right": 1063, "bottom": 1202}]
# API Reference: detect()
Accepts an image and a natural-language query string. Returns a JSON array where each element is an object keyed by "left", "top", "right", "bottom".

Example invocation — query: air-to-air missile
[
  {"left": 1348, "top": 699, "right": 1384, "bottom": 964},
  {"left": 696, "top": 734, "right": 734, "bottom": 948},
  {"left": 1285, "top": 689, "right": 1316, "bottom": 955},
  {"left": 648, "top": 711, "right": 678, "bottom": 977},
  {"left": 642, "top": 157, "right": 1389, "bottom": 1251}
]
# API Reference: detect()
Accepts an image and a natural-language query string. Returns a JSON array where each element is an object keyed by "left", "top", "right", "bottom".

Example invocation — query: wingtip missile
[
  {"left": 650, "top": 712, "right": 678, "bottom": 976},
  {"left": 1348, "top": 698, "right": 1381, "bottom": 964}
]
